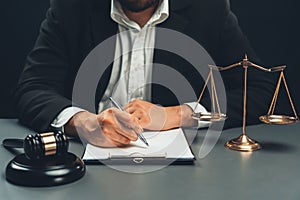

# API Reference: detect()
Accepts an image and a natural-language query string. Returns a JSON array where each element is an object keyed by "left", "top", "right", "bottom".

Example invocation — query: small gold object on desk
[{"left": 193, "top": 55, "right": 299, "bottom": 152}]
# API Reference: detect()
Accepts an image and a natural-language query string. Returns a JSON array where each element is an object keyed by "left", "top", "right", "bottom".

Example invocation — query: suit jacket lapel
[
  {"left": 154, "top": 0, "right": 192, "bottom": 65},
  {"left": 89, "top": 0, "right": 118, "bottom": 46},
  {"left": 151, "top": 0, "right": 192, "bottom": 105},
  {"left": 89, "top": 0, "right": 118, "bottom": 111}
]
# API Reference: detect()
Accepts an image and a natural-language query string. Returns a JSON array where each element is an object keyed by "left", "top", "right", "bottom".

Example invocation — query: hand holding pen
[{"left": 109, "top": 97, "right": 149, "bottom": 146}]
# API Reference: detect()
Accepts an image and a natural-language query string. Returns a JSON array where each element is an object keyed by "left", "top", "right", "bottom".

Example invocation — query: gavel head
[{"left": 24, "top": 131, "right": 69, "bottom": 160}]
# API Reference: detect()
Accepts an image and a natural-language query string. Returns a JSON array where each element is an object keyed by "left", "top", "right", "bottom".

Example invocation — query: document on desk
[{"left": 82, "top": 128, "right": 195, "bottom": 165}]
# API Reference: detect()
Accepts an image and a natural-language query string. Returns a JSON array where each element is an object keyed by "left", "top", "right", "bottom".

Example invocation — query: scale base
[
  {"left": 225, "top": 134, "right": 261, "bottom": 152},
  {"left": 6, "top": 152, "right": 85, "bottom": 187}
]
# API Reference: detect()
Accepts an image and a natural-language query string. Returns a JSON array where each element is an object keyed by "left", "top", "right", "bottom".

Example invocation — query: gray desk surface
[{"left": 1, "top": 119, "right": 300, "bottom": 200}]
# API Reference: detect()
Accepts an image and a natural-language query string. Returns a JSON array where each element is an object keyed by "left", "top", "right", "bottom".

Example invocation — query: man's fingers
[
  {"left": 102, "top": 125, "right": 133, "bottom": 143},
  {"left": 112, "top": 124, "right": 138, "bottom": 142},
  {"left": 124, "top": 106, "right": 134, "bottom": 114},
  {"left": 113, "top": 108, "right": 132, "bottom": 122},
  {"left": 116, "top": 128, "right": 138, "bottom": 142},
  {"left": 113, "top": 109, "right": 143, "bottom": 134}
]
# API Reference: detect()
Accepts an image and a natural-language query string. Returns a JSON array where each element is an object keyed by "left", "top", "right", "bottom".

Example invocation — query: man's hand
[
  {"left": 123, "top": 99, "right": 197, "bottom": 131},
  {"left": 124, "top": 99, "right": 166, "bottom": 130},
  {"left": 64, "top": 109, "right": 141, "bottom": 147}
]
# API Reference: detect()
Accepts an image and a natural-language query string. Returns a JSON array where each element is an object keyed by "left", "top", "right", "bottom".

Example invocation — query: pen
[{"left": 109, "top": 97, "right": 149, "bottom": 146}]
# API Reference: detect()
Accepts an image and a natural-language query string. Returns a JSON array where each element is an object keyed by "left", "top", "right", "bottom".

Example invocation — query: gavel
[
  {"left": 3, "top": 131, "right": 86, "bottom": 187},
  {"left": 3, "top": 131, "right": 69, "bottom": 160}
]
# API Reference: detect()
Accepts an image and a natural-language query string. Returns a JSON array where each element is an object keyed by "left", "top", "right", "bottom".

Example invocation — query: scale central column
[{"left": 225, "top": 56, "right": 261, "bottom": 152}]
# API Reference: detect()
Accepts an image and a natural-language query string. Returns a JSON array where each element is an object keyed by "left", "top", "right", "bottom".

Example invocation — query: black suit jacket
[{"left": 14, "top": 0, "right": 274, "bottom": 132}]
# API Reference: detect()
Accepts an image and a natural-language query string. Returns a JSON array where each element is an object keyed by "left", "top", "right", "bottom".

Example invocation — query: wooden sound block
[{"left": 5, "top": 152, "right": 85, "bottom": 187}]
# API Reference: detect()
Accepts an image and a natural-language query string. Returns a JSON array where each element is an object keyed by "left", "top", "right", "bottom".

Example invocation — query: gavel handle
[{"left": 2, "top": 139, "right": 24, "bottom": 148}]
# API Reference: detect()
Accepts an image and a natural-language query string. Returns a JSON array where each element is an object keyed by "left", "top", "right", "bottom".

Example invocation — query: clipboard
[{"left": 82, "top": 128, "right": 195, "bottom": 165}]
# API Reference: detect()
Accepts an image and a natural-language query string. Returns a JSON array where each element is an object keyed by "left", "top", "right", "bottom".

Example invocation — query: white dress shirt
[
  {"left": 51, "top": 0, "right": 208, "bottom": 129},
  {"left": 98, "top": 0, "right": 169, "bottom": 112}
]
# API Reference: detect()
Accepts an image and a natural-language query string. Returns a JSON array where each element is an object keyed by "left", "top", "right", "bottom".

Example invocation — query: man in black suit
[{"left": 14, "top": 0, "right": 273, "bottom": 147}]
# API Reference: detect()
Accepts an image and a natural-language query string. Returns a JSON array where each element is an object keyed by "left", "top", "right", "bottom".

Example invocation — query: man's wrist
[
  {"left": 51, "top": 107, "right": 86, "bottom": 132},
  {"left": 163, "top": 105, "right": 195, "bottom": 129},
  {"left": 180, "top": 105, "right": 198, "bottom": 127},
  {"left": 184, "top": 102, "right": 210, "bottom": 128}
]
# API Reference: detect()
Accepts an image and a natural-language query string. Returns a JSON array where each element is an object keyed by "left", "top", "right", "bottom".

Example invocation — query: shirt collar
[{"left": 111, "top": 0, "right": 169, "bottom": 30}]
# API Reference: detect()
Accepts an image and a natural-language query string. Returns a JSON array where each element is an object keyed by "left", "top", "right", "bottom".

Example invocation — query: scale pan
[
  {"left": 259, "top": 114, "right": 299, "bottom": 125},
  {"left": 192, "top": 112, "right": 227, "bottom": 122}
]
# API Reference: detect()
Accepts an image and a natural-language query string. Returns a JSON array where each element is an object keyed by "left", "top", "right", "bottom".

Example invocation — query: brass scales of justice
[{"left": 192, "top": 55, "right": 299, "bottom": 152}]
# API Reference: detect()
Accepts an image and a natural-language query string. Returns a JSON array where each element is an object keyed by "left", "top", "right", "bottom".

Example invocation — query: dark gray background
[{"left": 0, "top": 0, "right": 299, "bottom": 117}]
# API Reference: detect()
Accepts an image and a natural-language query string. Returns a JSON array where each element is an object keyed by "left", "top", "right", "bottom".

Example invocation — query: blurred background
[
  {"left": 0, "top": 0, "right": 299, "bottom": 118},
  {"left": 231, "top": 0, "right": 300, "bottom": 117},
  {"left": 0, "top": 0, "right": 49, "bottom": 118}
]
